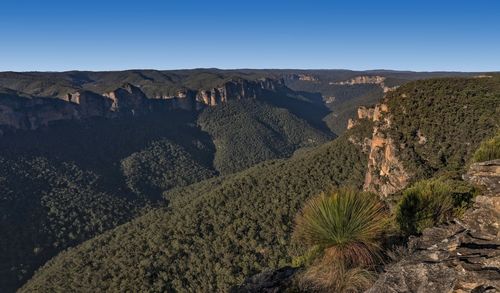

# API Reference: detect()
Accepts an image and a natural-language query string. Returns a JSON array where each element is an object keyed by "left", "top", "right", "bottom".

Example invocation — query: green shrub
[
  {"left": 396, "top": 178, "right": 476, "bottom": 235},
  {"left": 293, "top": 189, "right": 387, "bottom": 267},
  {"left": 473, "top": 130, "right": 500, "bottom": 162}
]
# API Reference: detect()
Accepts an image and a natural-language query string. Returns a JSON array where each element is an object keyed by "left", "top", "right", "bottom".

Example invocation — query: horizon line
[{"left": 0, "top": 68, "right": 496, "bottom": 74}]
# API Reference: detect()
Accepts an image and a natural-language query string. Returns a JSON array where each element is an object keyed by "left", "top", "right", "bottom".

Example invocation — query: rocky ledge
[{"left": 368, "top": 159, "right": 500, "bottom": 293}]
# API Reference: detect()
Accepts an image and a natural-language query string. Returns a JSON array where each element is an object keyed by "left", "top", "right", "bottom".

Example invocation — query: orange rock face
[{"left": 349, "top": 101, "right": 412, "bottom": 197}]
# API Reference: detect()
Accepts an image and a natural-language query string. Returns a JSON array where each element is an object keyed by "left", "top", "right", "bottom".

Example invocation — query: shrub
[
  {"left": 293, "top": 188, "right": 387, "bottom": 268},
  {"left": 472, "top": 130, "right": 500, "bottom": 162},
  {"left": 396, "top": 178, "right": 475, "bottom": 235}
]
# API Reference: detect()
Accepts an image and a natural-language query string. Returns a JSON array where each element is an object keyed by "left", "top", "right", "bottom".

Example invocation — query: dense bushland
[
  {"left": 385, "top": 76, "right": 500, "bottom": 178},
  {"left": 0, "top": 112, "right": 218, "bottom": 291},
  {"left": 0, "top": 157, "right": 136, "bottom": 291},
  {"left": 121, "top": 139, "right": 216, "bottom": 199},
  {"left": 20, "top": 124, "right": 370, "bottom": 292},
  {"left": 198, "top": 99, "right": 331, "bottom": 174}
]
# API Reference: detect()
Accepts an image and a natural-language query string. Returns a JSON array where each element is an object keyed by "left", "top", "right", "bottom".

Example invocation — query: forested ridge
[{"left": 198, "top": 99, "right": 332, "bottom": 174}]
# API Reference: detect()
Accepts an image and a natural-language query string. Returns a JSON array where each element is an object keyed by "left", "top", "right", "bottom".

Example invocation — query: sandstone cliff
[
  {"left": 350, "top": 102, "right": 412, "bottom": 197},
  {"left": 0, "top": 91, "right": 81, "bottom": 130},
  {"left": 0, "top": 78, "right": 285, "bottom": 131},
  {"left": 103, "top": 83, "right": 148, "bottom": 114},
  {"left": 64, "top": 90, "right": 114, "bottom": 116},
  {"left": 195, "top": 78, "right": 284, "bottom": 106},
  {"left": 332, "top": 75, "right": 398, "bottom": 93},
  {"left": 285, "top": 73, "right": 319, "bottom": 82}
]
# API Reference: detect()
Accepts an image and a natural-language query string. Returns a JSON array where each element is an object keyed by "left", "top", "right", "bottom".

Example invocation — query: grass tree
[{"left": 293, "top": 188, "right": 387, "bottom": 292}]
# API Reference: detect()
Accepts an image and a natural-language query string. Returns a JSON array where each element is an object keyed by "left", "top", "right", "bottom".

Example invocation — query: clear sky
[{"left": 0, "top": 0, "right": 499, "bottom": 72}]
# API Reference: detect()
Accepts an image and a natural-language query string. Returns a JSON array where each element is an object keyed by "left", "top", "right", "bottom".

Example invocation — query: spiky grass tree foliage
[{"left": 293, "top": 189, "right": 387, "bottom": 268}]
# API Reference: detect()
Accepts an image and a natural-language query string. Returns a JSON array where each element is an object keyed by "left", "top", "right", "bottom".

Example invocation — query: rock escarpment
[
  {"left": 64, "top": 90, "right": 113, "bottom": 116},
  {"left": 104, "top": 83, "right": 149, "bottom": 114},
  {"left": 351, "top": 103, "right": 412, "bottom": 197},
  {"left": 0, "top": 78, "right": 285, "bottom": 131},
  {"left": 0, "top": 90, "right": 83, "bottom": 130},
  {"left": 332, "top": 75, "right": 398, "bottom": 93},
  {"left": 368, "top": 160, "right": 500, "bottom": 293},
  {"left": 195, "top": 78, "right": 284, "bottom": 106},
  {"left": 285, "top": 73, "right": 319, "bottom": 81}
]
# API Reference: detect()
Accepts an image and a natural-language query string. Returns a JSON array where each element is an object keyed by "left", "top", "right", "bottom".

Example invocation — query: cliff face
[
  {"left": 285, "top": 73, "right": 318, "bottom": 81},
  {"left": 195, "top": 78, "right": 284, "bottom": 106},
  {"left": 0, "top": 78, "right": 285, "bottom": 131},
  {"left": 368, "top": 160, "right": 500, "bottom": 293},
  {"left": 64, "top": 91, "right": 113, "bottom": 117},
  {"left": 0, "top": 94, "right": 82, "bottom": 130},
  {"left": 352, "top": 102, "right": 412, "bottom": 197},
  {"left": 104, "top": 83, "right": 148, "bottom": 114},
  {"left": 332, "top": 75, "right": 398, "bottom": 93}
]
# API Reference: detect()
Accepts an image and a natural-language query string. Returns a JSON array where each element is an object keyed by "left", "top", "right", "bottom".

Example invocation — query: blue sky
[{"left": 0, "top": 0, "right": 499, "bottom": 71}]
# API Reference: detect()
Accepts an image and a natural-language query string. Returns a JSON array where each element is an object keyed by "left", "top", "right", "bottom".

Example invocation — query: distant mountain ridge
[
  {"left": 0, "top": 78, "right": 286, "bottom": 131},
  {"left": 0, "top": 69, "right": 481, "bottom": 133}
]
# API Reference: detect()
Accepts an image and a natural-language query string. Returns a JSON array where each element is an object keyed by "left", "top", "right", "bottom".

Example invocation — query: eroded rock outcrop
[
  {"left": 195, "top": 78, "right": 285, "bottom": 106},
  {"left": 65, "top": 90, "right": 113, "bottom": 117},
  {"left": 357, "top": 102, "right": 412, "bottom": 197},
  {"left": 368, "top": 160, "right": 500, "bottom": 293},
  {"left": 104, "top": 83, "right": 149, "bottom": 114},
  {"left": 332, "top": 75, "right": 398, "bottom": 93},
  {"left": 285, "top": 73, "right": 318, "bottom": 82}
]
